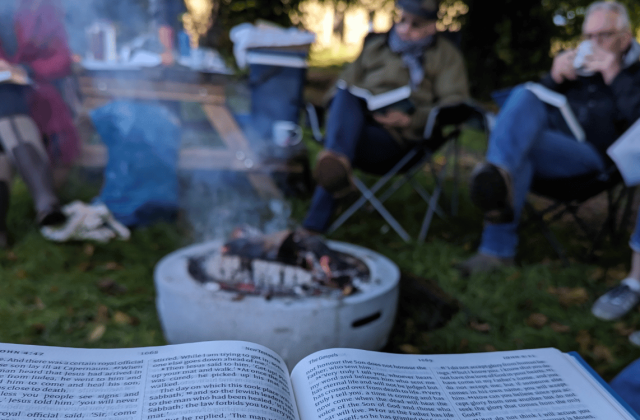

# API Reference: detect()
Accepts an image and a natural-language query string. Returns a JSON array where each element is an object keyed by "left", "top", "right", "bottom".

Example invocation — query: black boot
[
  {"left": 11, "top": 143, "right": 66, "bottom": 226},
  {"left": 0, "top": 181, "right": 8, "bottom": 248}
]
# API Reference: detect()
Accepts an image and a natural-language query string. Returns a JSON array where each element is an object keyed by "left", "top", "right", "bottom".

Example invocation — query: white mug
[{"left": 272, "top": 121, "right": 302, "bottom": 147}]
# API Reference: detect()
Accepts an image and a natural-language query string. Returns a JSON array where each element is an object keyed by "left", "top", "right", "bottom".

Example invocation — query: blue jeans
[
  {"left": 631, "top": 209, "right": 640, "bottom": 253},
  {"left": 479, "top": 86, "right": 608, "bottom": 258},
  {"left": 302, "top": 89, "right": 406, "bottom": 232},
  {"left": 610, "top": 358, "right": 640, "bottom": 414}
]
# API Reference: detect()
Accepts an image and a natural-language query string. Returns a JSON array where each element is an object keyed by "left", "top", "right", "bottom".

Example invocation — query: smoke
[{"left": 180, "top": 171, "right": 293, "bottom": 243}]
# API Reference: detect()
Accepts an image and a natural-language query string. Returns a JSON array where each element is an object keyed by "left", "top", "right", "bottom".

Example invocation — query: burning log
[{"left": 188, "top": 227, "right": 370, "bottom": 298}]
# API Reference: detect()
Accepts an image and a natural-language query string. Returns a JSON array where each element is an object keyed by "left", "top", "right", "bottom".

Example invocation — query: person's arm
[
  {"left": 321, "top": 49, "right": 366, "bottom": 107},
  {"left": 19, "top": 2, "right": 73, "bottom": 81},
  {"left": 407, "top": 43, "right": 469, "bottom": 137},
  {"left": 609, "top": 63, "right": 640, "bottom": 126}
]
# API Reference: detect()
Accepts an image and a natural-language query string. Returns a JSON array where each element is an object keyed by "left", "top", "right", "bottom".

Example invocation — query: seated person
[
  {"left": 0, "top": 0, "right": 80, "bottom": 248},
  {"left": 609, "top": 357, "right": 640, "bottom": 414},
  {"left": 302, "top": 0, "right": 469, "bottom": 233},
  {"left": 591, "top": 202, "right": 640, "bottom": 320},
  {"left": 459, "top": 1, "right": 640, "bottom": 275}
]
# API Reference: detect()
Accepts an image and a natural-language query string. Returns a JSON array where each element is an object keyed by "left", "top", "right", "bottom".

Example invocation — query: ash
[{"left": 187, "top": 227, "right": 370, "bottom": 298}]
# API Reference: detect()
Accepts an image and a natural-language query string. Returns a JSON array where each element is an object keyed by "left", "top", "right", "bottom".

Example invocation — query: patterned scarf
[{"left": 387, "top": 26, "right": 435, "bottom": 89}]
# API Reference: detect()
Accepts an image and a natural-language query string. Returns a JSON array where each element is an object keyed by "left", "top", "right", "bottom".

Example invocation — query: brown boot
[{"left": 314, "top": 150, "right": 355, "bottom": 198}]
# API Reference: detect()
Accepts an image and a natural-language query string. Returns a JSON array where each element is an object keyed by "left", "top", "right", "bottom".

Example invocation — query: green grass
[{"left": 0, "top": 124, "right": 638, "bottom": 382}]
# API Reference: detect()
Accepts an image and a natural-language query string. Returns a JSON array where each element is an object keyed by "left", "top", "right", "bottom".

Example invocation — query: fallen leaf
[
  {"left": 83, "top": 244, "right": 95, "bottom": 256},
  {"left": 589, "top": 267, "right": 605, "bottom": 281},
  {"left": 548, "top": 287, "right": 589, "bottom": 307},
  {"left": 6, "top": 252, "right": 17, "bottom": 261},
  {"left": 399, "top": 344, "right": 420, "bottom": 354},
  {"left": 49, "top": 286, "right": 59, "bottom": 293},
  {"left": 16, "top": 269, "right": 27, "bottom": 279},
  {"left": 526, "top": 313, "right": 548, "bottom": 329},
  {"left": 614, "top": 322, "right": 635, "bottom": 337},
  {"left": 592, "top": 344, "right": 614, "bottom": 363},
  {"left": 576, "top": 330, "right": 592, "bottom": 352},
  {"left": 484, "top": 345, "right": 497, "bottom": 352},
  {"left": 459, "top": 339, "right": 469, "bottom": 349},
  {"left": 113, "top": 311, "right": 133, "bottom": 325},
  {"left": 550, "top": 322, "right": 571, "bottom": 333},
  {"left": 96, "top": 278, "right": 127, "bottom": 295},
  {"left": 77, "top": 262, "right": 91, "bottom": 272},
  {"left": 34, "top": 297, "right": 46, "bottom": 310},
  {"left": 470, "top": 320, "right": 491, "bottom": 332},
  {"left": 88, "top": 325, "right": 106, "bottom": 342},
  {"left": 102, "top": 262, "right": 123, "bottom": 271},
  {"left": 96, "top": 305, "right": 109, "bottom": 323}
]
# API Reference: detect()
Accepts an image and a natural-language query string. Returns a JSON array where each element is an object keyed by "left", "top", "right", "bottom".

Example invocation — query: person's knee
[{"left": 0, "top": 115, "right": 48, "bottom": 161}]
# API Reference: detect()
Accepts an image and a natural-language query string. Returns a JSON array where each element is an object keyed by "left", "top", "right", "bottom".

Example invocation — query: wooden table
[{"left": 77, "top": 73, "right": 293, "bottom": 199}]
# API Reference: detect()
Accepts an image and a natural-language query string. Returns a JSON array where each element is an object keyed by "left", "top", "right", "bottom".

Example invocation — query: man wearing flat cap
[{"left": 302, "top": 0, "right": 469, "bottom": 234}]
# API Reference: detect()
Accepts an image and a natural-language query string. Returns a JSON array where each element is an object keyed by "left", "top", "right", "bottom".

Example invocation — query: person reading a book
[
  {"left": 0, "top": 0, "right": 80, "bottom": 247},
  {"left": 301, "top": 0, "right": 469, "bottom": 234},
  {"left": 458, "top": 1, "right": 640, "bottom": 276}
]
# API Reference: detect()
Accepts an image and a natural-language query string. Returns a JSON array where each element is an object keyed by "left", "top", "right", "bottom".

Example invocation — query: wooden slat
[
  {"left": 201, "top": 104, "right": 252, "bottom": 152},
  {"left": 78, "top": 145, "right": 303, "bottom": 173}
]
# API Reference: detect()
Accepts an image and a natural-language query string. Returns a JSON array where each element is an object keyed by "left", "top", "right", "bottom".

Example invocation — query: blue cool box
[{"left": 247, "top": 49, "right": 308, "bottom": 141}]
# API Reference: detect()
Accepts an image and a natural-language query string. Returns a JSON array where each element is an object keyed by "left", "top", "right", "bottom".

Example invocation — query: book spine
[{"left": 567, "top": 352, "right": 640, "bottom": 419}]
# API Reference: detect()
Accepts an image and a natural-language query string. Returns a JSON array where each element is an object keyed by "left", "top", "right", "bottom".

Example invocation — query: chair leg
[{"left": 525, "top": 202, "right": 569, "bottom": 265}]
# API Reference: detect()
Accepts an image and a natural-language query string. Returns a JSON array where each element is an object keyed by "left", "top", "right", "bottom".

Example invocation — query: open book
[
  {"left": 524, "top": 82, "right": 585, "bottom": 142},
  {"left": 0, "top": 69, "right": 30, "bottom": 85},
  {"left": 607, "top": 117, "right": 640, "bottom": 186},
  {"left": 0, "top": 341, "right": 637, "bottom": 419},
  {"left": 336, "top": 80, "right": 415, "bottom": 114}
]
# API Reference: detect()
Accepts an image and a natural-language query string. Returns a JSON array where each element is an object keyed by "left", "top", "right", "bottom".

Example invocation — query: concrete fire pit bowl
[{"left": 154, "top": 240, "right": 400, "bottom": 370}]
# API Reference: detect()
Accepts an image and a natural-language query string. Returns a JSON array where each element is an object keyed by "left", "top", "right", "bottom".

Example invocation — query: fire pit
[{"left": 154, "top": 232, "right": 399, "bottom": 370}]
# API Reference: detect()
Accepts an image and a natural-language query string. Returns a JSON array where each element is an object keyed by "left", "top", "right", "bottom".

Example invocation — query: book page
[
  {"left": 290, "top": 348, "right": 633, "bottom": 420},
  {"left": 0, "top": 341, "right": 299, "bottom": 420}
]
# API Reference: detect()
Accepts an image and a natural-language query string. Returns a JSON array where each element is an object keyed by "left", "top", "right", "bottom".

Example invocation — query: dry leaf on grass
[
  {"left": 96, "top": 278, "right": 127, "bottom": 295},
  {"left": 547, "top": 287, "right": 589, "bottom": 307},
  {"left": 399, "top": 344, "right": 420, "bottom": 354},
  {"left": 96, "top": 305, "right": 109, "bottom": 323},
  {"left": 83, "top": 244, "right": 95, "bottom": 256},
  {"left": 77, "top": 262, "right": 91, "bottom": 272},
  {"left": 469, "top": 320, "right": 491, "bottom": 332},
  {"left": 113, "top": 311, "right": 133, "bottom": 325},
  {"left": 484, "top": 345, "right": 497, "bottom": 352},
  {"left": 88, "top": 325, "right": 106, "bottom": 342},
  {"left": 34, "top": 297, "right": 45, "bottom": 310},
  {"left": 459, "top": 339, "right": 469, "bottom": 349},
  {"left": 506, "top": 272, "right": 521, "bottom": 282},
  {"left": 614, "top": 322, "right": 635, "bottom": 337},
  {"left": 592, "top": 345, "right": 614, "bottom": 363},
  {"left": 526, "top": 313, "right": 548, "bottom": 329},
  {"left": 589, "top": 267, "right": 605, "bottom": 281},
  {"left": 16, "top": 269, "right": 27, "bottom": 279},
  {"left": 550, "top": 322, "right": 571, "bottom": 333},
  {"left": 6, "top": 251, "right": 17, "bottom": 261},
  {"left": 576, "top": 330, "right": 592, "bottom": 352},
  {"left": 102, "top": 262, "right": 123, "bottom": 271}
]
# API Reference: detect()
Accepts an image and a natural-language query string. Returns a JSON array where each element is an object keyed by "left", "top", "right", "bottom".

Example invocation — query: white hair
[{"left": 583, "top": 1, "right": 631, "bottom": 31}]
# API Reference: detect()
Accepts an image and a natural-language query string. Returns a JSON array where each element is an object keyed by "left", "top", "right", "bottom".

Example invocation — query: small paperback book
[
  {"left": 336, "top": 79, "right": 415, "bottom": 114},
  {"left": 0, "top": 340, "right": 637, "bottom": 419},
  {"left": 524, "top": 82, "right": 585, "bottom": 142},
  {"left": 607, "top": 117, "right": 640, "bottom": 186}
]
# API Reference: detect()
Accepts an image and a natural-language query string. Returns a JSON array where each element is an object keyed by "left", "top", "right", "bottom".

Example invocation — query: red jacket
[{"left": 0, "top": 0, "right": 80, "bottom": 165}]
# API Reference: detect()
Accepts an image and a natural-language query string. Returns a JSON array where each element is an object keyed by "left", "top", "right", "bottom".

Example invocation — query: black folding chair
[
  {"left": 526, "top": 166, "right": 636, "bottom": 263},
  {"left": 308, "top": 102, "right": 488, "bottom": 242}
]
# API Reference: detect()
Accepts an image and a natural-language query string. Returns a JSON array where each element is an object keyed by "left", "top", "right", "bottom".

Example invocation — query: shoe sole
[
  {"left": 470, "top": 164, "right": 514, "bottom": 224},
  {"left": 314, "top": 152, "right": 353, "bottom": 197}
]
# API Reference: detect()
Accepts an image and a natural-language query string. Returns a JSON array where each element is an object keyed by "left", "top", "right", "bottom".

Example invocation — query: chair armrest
[{"left": 423, "top": 101, "right": 489, "bottom": 140}]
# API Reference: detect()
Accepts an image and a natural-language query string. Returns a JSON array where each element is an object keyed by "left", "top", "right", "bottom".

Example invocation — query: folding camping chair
[
  {"left": 525, "top": 165, "right": 636, "bottom": 263},
  {"left": 308, "top": 102, "right": 488, "bottom": 242}
]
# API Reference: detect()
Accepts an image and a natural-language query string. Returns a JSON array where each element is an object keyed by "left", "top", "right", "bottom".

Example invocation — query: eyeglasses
[
  {"left": 582, "top": 30, "right": 619, "bottom": 43},
  {"left": 394, "top": 12, "right": 432, "bottom": 30}
]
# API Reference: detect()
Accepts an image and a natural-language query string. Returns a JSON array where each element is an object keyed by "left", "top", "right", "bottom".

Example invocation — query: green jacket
[{"left": 329, "top": 32, "right": 470, "bottom": 143}]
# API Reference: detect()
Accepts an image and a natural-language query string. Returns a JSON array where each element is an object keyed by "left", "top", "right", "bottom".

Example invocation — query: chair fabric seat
[{"left": 531, "top": 169, "right": 622, "bottom": 203}]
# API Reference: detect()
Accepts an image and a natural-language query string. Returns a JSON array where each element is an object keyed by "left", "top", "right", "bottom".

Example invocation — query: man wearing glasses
[
  {"left": 459, "top": 2, "right": 640, "bottom": 278},
  {"left": 302, "top": 0, "right": 469, "bottom": 234}
]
